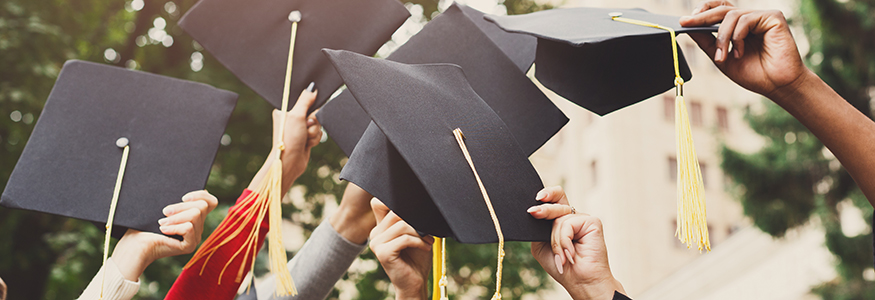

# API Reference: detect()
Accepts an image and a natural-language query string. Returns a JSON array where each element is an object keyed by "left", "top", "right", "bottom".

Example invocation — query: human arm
[
  {"left": 369, "top": 199, "right": 432, "bottom": 300},
  {"left": 680, "top": 1, "right": 875, "bottom": 206},
  {"left": 77, "top": 190, "right": 218, "bottom": 300},
  {"left": 248, "top": 84, "right": 322, "bottom": 193},
  {"left": 529, "top": 186, "right": 627, "bottom": 300},
  {"left": 329, "top": 183, "right": 376, "bottom": 245}
]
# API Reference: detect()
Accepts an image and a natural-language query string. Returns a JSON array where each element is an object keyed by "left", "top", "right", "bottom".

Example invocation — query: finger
[
  {"left": 289, "top": 84, "right": 318, "bottom": 117},
  {"left": 162, "top": 200, "right": 208, "bottom": 218},
  {"left": 714, "top": 9, "right": 749, "bottom": 63},
  {"left": 535, "top": 186, "right": 568, "bottom": 205},
  {"left": 384, "top": 234, "right": 434, "bottom": 254},
  {"left": 732, "top": 11, "right": 769, "bottom": 59},
  {"left": 688, "top": 32, "right": 718, "bottom": 60},
  {"left": 370, "top": 198, "right": 391, "bottom": 224},
  {"left": 550, "top": 216, "right": 567, "bottom": 268},
  {"left": 307, "top": 123, "right": 322, "bottom": 141},
  {"left": 159, "top": 207, "right": 203, "bottom": 228},
  {"left": 381, "top": 219, "right": 421, "bottom": 242},
  {"left": 372, "top": 210, "right": 404, "bottom": 239},
  {"left": 182, "top": 190, "right": 218, "bottom": 213},
  {"left": 558, "top": 216, "right": 580, "bottom": 265},
  {"left": 679, "top": 5, "right": 734, "bottom": 27},
  {"left": 527, "top": 203, "right": 574, "bottom": 220},
  {"left": 691, "top": 0, "right": 734, "bottom": 15},
  {"left": 161, "top": 222, "right": 198, "bottom": 254}
]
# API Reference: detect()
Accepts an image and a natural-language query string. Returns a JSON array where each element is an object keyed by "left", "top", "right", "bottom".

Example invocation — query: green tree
[
  {"left": 720, "top": 0, "right": 875, "bottom": 298},
  {"left": 1, "top": 0, "right": 557, "bottom": 299}
]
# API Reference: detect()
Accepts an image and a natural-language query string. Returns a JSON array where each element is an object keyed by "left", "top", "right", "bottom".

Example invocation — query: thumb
[
  {"left": 289, "top": 82, "right": 318, "bottom": 117},
  {"left": 371, "top": 198, "right": 390, "bottom": 224}
]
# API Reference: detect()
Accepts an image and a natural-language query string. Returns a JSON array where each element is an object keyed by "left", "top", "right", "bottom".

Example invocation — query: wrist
[
  {"left": 110, "top": 234, "right": 154, "bottom": 282},
  {"left": 330, "top": 198, "right": 376, "bottom": 245},
  {"left": 394, "top": 282, "right": 427, "bottom": 300},
  {"left": 565, "top": 277, "right": 625, "bottom": 300},
  {"left": 765, "top": 68, "right": 818, "bottom": 109}
]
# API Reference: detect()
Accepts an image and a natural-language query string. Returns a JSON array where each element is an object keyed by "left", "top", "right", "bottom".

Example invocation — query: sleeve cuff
[{"left": 77, "top": 258, "right": 140, "bottom": 300}]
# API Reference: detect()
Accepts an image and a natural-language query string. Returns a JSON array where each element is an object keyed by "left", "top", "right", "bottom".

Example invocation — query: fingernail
[
  {"left": 307, "top": 118, "right": 315, "bottom": 125},
  {"left": 715, "top": 48, "right": 724, "bottom": 62},
  {"left": 527, "top": 206, "right": 540, "bottom": 213},
  {"left": 565, "top": 248, "right": 575, "bottom": 265},
  {"left": 159, "top": 225, "right": 169, "bottom": 232},
  {"left": 306, "top": 82, "right": 315, "bottom": 92},
  {"left": 535, "top": 190, "right": 548, "bottom": 201},
  {"left": 163, "top": 207, "right": 173, "bottom": 215},
  {"left": 554, "top": 254, "right": 564, "bottom": 274},
  {"left": 158, "top": 218, "right": 168, "bottom": 225},
  {"left": 733, "top": 48, "right": 741, "bottom": 58},
  {"left": 679, "top": 16, "right": 690, "bottom": 22}
]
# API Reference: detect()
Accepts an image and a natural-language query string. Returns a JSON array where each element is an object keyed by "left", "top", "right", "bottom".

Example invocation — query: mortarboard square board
[
  {"left": 316, "top": 2, "right": 552, "bottom": 157},
  {"left": 178, "top": 0, "right": 410, "bottom": 113},
  {"left": 0, "top": 60, "right": 237, "bottom": 237},
  {"left": 485, "top": 7, "right": 719, "bottom": 115},
  {"left": 323, "top": 49, "right": 552, "bottom": 243}
]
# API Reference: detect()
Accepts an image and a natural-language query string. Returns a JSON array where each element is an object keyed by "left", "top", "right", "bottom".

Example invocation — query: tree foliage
[
  {"left": 0, "top": 0, "right": 555, "bottom": 299},
  {"left": 721, "top": 0, "right": 875, "bottom": 298}
]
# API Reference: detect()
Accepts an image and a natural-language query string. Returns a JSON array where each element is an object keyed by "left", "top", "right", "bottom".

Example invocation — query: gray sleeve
[{"left": 254, "top": 218, "right": 367, "bottom": 300}]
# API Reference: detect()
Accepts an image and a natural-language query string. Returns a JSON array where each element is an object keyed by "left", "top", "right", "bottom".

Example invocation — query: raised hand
[
  {"left": 529, "top": 186, "right": 626, "bottom": 300},
  {"left": 680, "top": 1, "right": 807, "bottom": 99},
  {"left": 369, "top": 199, "right": 432, "bottom": 300},
  {"left": 112, "top": 190, "right": 218, "bottom": 281}
]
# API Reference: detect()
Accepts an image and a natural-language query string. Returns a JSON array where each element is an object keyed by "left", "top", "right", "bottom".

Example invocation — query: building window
[
  {"left": 668, "top": 156, "right": 677, "bottom": 182},
  {"left": 690, "top": 101, "right": 703, "bottom": 126},
  {"left": 717, "top": 106, "right": 729, "bottom": 131},
  {"left": 663, "top": 95, "right": 675, "bottom": 122},
  {"left": 591, "top": 160, "right": 598, "bottom": 186}
]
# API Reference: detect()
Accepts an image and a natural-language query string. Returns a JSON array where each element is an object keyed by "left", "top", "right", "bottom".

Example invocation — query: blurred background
[{"left": 0, "top": 0, "right": 872, "bottom": 299}]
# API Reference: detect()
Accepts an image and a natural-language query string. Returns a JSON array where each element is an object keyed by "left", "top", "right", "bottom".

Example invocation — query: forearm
[
  {"left": 77, "top": 258, "right": 140, "bottom": 300},
  {"left": 329, "top": 183, "right": 376, "bottom": 244},
  {"left": 768, "top": 69, "right": 875, "bottom": 205},
  {"left": 247, "top": 149, "right": 301, "bottom": 194}
]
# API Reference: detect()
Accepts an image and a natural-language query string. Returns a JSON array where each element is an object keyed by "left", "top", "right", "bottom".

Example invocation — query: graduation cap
[
  {"left": 485, "top": 7, "right": 717, "bottom": 115},
  {"left": 1, "top": 60, "right": 236, "bottom": 236},
  {"left": 0, "top": 60, "right": 237, "bottom": 295},
  {"left": 489, "top": 7, "right": 715, "bottom": 251},
  {"left": 178, "top": 0, "right": 410, "bottom": 113},
  {"left": 316, "top": 2, "right": 546, "bottom": 157},
  {"left": 324, "top": 49, "right": 551, "bottom": 299}
]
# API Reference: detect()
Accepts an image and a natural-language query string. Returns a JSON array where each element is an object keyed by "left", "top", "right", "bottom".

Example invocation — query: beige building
[{"left": 527, "top": 0, "right": 839, "bottom": 299}]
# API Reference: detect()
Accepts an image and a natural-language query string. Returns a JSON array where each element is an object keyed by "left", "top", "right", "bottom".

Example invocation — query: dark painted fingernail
[{"left": 306, "top": 82, "right": 315, "bottom": 92}]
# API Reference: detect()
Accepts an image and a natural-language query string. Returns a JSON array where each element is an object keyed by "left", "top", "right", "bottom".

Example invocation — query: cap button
[
  {"left": 116, "top": 137, "right": 129, "bottom": 148},
  {"left": 288, "top": 10, "right": 302, "bottom": 22},
  {"left": 609, "top": 12, "right": 623, "bottom": 18}
]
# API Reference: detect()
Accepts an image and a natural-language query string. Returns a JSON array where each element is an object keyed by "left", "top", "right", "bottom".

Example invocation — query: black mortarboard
[
  {"left": 178, "top": 0, "right": 410, "bottom": 112},
  {"left": 0, "top": 60, "right": 237, "bottom": 236},
  {"left": 324, "top": 49, "right": 552, "bottom": 243},
  {"left": 317, "top": 2, "right": 551, "bottom": 157},
  {"left": 486, "top": 7, "right": 718, "bottom": 115}
]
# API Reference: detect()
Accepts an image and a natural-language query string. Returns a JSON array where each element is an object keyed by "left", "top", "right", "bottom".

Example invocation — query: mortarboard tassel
[
  {"left": 611, "top": 14, "right": 710, "bottom": 251},
  {"left": 99, "top": 138, "right": 131, "bottom": 300},
  {"left": 432, "top": 237, "right": 448, "bottom": 300},
  {"left": 182, "top": 11, "right": 303, "bottom": 297},
  {"left": 453, "top": 128, "right": 506, "bottom": 300}
]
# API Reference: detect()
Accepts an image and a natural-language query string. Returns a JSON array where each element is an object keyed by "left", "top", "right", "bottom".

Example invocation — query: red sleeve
[{"left": 165, "top": 189, "right": 269, "bottom": 300}]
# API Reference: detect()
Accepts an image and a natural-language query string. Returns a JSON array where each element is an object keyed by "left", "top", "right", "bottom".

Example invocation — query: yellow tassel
[
  {"left": 674, "top": 94, "right": 710, "bottom": 251},
  {"left": 182, "top": 15, "right": 301, "bottom": 297},
  {"left": 611, "top": 13, "right": 710, "bottom": 251},
  {"left": 432, "top": 237, "right": 448, "bottom": 300}
]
